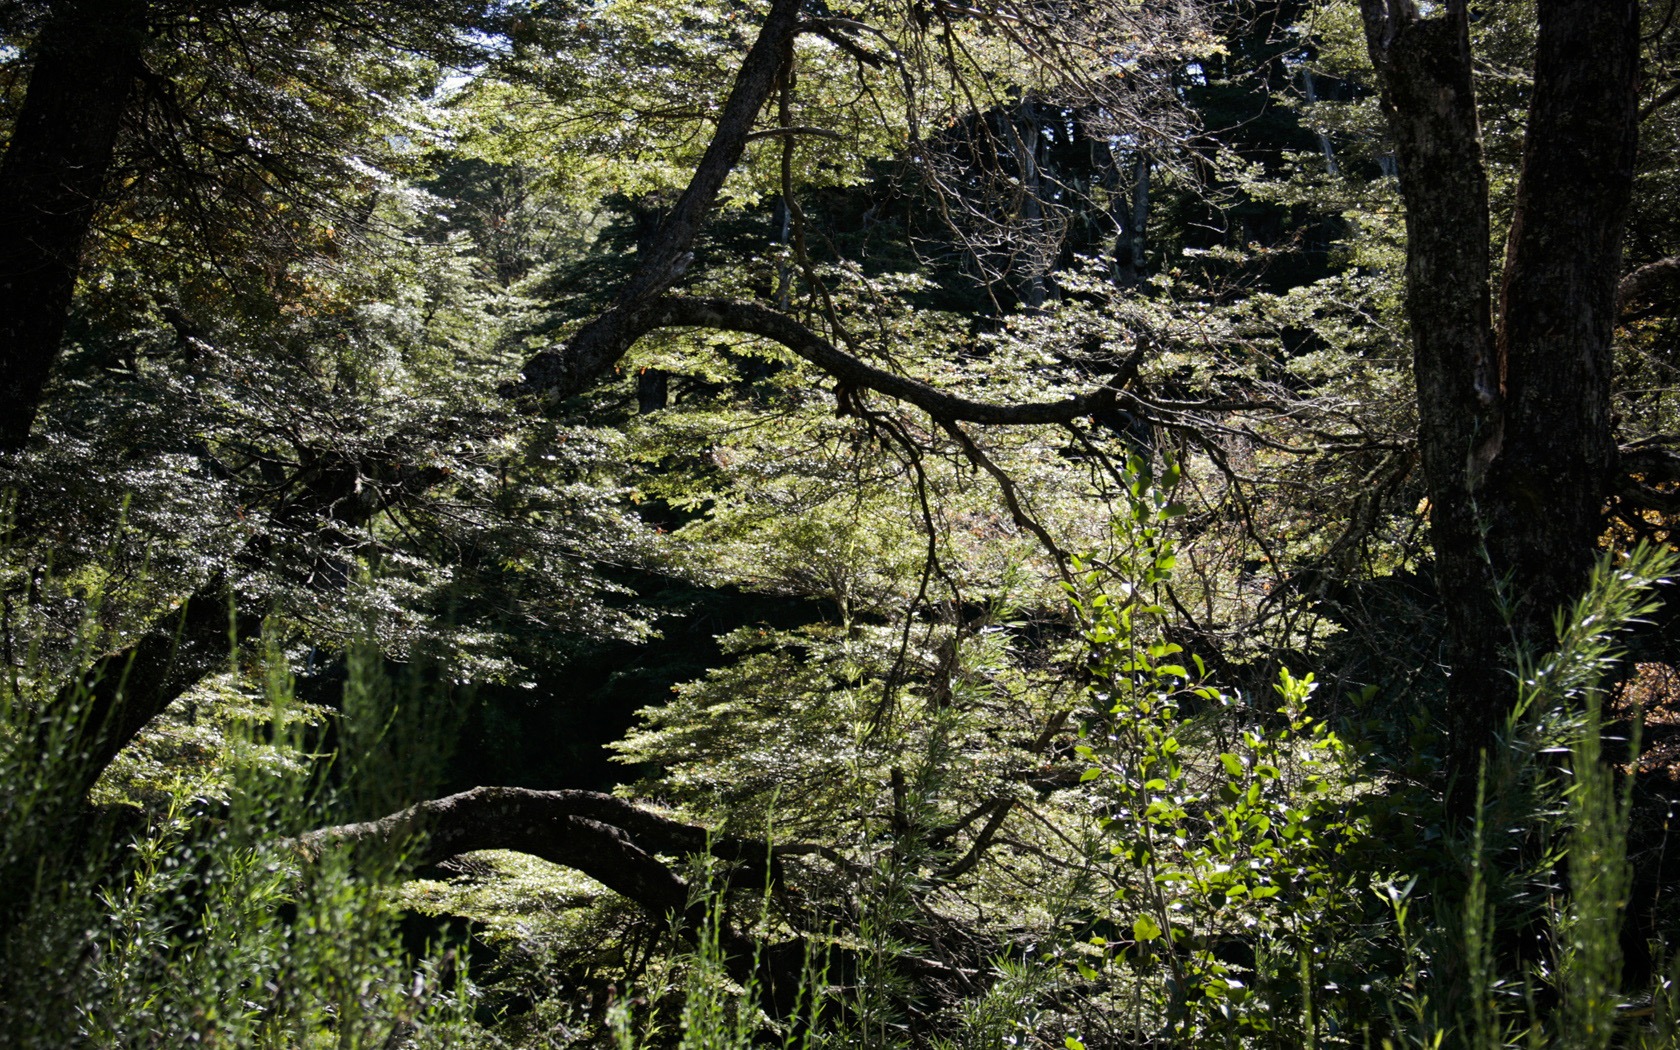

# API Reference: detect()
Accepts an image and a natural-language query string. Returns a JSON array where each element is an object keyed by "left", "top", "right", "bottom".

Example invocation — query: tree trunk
[
  {"left": 1360, "top": 0, "right": 1640, "bottom": 797},
  {"left": 1486, "top": 0, "right": 1639, "bottom": 650},
  {"left": 1360, "top": 1, "right": 1504, "bottom": 781},
  {"left": 0, "top": 0, "right": 146, "bottom": 454},
  {"left": 37, "top": 452, "right": 449, "bottom": 805},
  {"left": 1113, "top": 152, "right": 1150, "bottom": 287},
  {"left": 637, "top": 367, "right": 669, "bottom": 413},
  {"left": 1015, "top": 101, "right": 1047, "bottom": 309},
  {"left": 1300, "top": 67, "right": 1339, "bottom": 176}
]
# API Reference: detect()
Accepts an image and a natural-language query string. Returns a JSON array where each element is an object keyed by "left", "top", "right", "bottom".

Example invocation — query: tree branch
[
  {"left": 509, "top": 0, "right": 805, "bottom": 405},
  {"left": 745, "top": 125, "right": 848, "bottom": 142},
  {"left": 1617, "top": 255, "right": 1680, "bottom": 320},
  {"left": 1616, "top": 442, "right": 1680, "bottom": 514},
  {"left": 299, "top": 785, "right": 830, "bottom": 1015},
  {"left": 304, "top": 787, "right": 715, "bottom": 920},
  {"left": 552, "top": 293, "right": 1124, "bottom": 425}
]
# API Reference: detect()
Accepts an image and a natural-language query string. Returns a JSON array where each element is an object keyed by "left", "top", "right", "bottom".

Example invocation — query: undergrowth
[{"left": 2, "top": 495, "right": 1678, "bottom": 1048}]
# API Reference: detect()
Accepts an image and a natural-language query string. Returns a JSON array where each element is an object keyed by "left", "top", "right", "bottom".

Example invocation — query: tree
[
  {"left": 10, "top": 0, "right": 1680, "bottom": 1041},
  {"left": 0, "top": 0, "right": 145, "bottom": 453},
  {"left": 0, "top": 0, "right": 497, "bottom": 454},
  {"left": 1356, "top": 0, "right": 1641, "bottom": 794}
]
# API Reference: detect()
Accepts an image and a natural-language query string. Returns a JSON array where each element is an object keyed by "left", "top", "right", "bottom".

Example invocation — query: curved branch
[
  {"left": 523, "top": 293, "right": 1123, "bottom": 425},
  {"left": 303, "top": 787, "right": 716, "bottom": 928},
  {"left": 1616, "top": 442, "right": 1680, "bottom": 514},
  {"left": 744, "top": 125, "right": 847, "bottom": 142},
  {"left": 299, "top": 785, "right": 830, "bottom": 1016},
  {"left": 299, "top": 785, "right": 791, "bottom": 878},
  {"left": 1618, "top": 255, "right": 1680, "bottom": 320}
]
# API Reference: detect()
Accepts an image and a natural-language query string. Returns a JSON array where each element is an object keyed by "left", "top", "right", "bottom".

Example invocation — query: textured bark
[
  {"left": 0, "top": 0, "right": 146, "bottom": 453},
  {"left": 1121, "top": 153, "right": 1150, "bottom": 284},
  {"left": 510, "top": 0, "right": 805, "bottom": 405},
  {"left": 305, "top": 787, "right": 725, "bottom": 928},
  {"left": 1617, "top": 255, "right": 1680, "bottom": 320},
  {"left": 302, "top": 786, "right": 1009, "bottom": 1019},
  {"left": 1487, "top": 0, "right": 1639, "bottom": 652},
  {"left": 1361, "top": 0, "right": 1641, "bottom": 788},
  {"left": 1361, "top": 2, "right": 1504, "bottom": 773}
]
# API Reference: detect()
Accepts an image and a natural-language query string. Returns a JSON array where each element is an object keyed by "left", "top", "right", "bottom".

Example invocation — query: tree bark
[
  {"left": 1361, "top": 1, "right": 1503, "bottom": 776},
  {"left": 1120, "top": 152, "right": 1150, "bottom": 285},
  {"left": 0, "top": 0, "right": 146, "bottom": 454},
  {"left": 1015, "top": 101, "right": 1047, "bottom": 309},
  {"left": 1360, "top": 0, "right": 1640, "bottom": 793},
  {"left": 1617, "top": 255, "right": 1680, "bottom": 320},
  {"left": 1487, "top": 0, "right": 1639, "bottom": 658}
]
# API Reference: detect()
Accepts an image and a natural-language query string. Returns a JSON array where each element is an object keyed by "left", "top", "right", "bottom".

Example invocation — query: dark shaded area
[{"left": 444, "top": 572, "right": 831, "bottom": 793}]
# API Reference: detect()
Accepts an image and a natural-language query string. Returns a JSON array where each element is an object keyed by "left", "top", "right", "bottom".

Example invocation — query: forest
[{"left": 5, "top": 0, "right": 1680, "bottom": 1045}]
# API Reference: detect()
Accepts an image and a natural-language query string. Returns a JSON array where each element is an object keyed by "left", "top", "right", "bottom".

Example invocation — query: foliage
[
  {"left": 0, "top": 623, "right": 475, "bottom": 1047},
  {"left": 5, "top": 0, "right": 1680, "bottom": 1047}
]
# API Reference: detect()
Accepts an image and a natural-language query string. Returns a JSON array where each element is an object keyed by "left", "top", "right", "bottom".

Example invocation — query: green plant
[
  {"left": 0, "top": 612, "right": 477, "bottom": 1048},
  {"left": 1066, "top": 455, "right": 1375, "bottom": 1047},
  {"left": 1382, "top": 544, "right": 1680, "bottom": 1050}
]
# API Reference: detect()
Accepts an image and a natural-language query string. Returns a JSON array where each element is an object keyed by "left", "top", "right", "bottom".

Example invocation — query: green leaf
[{"left": 1132, "top": 914, "right": 1163, "bottom": 942}]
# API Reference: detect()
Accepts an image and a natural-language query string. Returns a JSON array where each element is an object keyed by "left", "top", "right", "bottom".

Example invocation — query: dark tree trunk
[
  {"left": 1360, "top": 0, "right": 1640, "bottom": 799},
  {"left": 1486, "top": 0, "right": 1639, "bottom": 647},
  {"left": 1015, "top": 101, "right": 1047, "bottom": 309},
  {"left": 1110, "top": 152, "right": 1150, "bottom": 288},
  {"left": 637, "top": 367, "right": 669, "bottom": 413},
  {"left": 1360, "top": 1, "right": 1504, "bottom": 781},
  {"left": 0, "top": 0, "right": 146, "bottom": 454}
]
